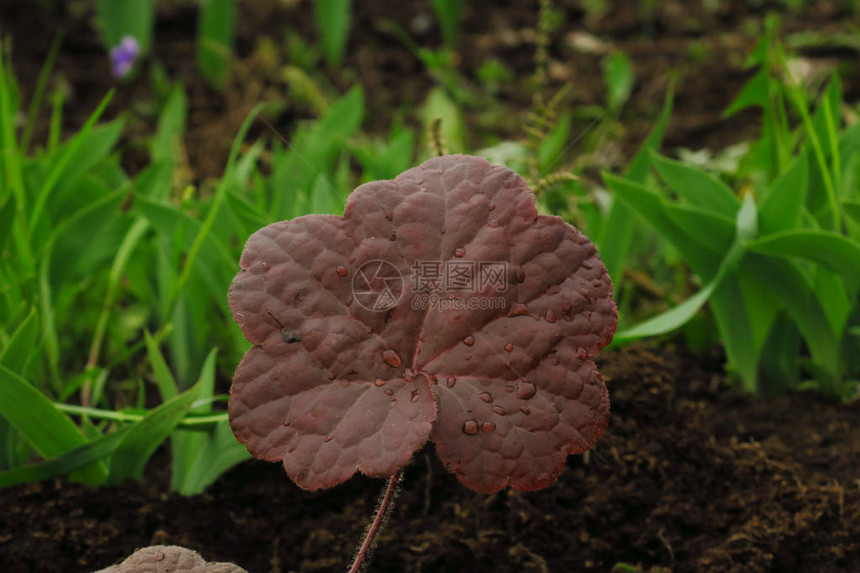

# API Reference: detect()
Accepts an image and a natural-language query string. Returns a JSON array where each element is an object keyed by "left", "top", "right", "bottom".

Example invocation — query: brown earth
[
  {"left": 1, "top": 344, "right": 859, "bottom": 573},
  {"left": 0, "top": 1, "right": 859, "bottom": 572}
]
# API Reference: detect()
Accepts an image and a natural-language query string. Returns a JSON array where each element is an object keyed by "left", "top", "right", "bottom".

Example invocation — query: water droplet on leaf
[
  {"left": 324, "top": 435, "right": 334, "bottom": 443},
  {"left": 382, "top": 350, "right": 401, "bottom": 367},
  {"left": 336, "top": 266, "right": 347, "bottom": 277},
  {"left": 373, "top": 379, "right": 386, "bottom": 387},
  {"left": 479, "top": 391, "right": 493, "bottom": 403},
  {"left": 283, "top": 419, "right": 291, "bottom": 426},
  {"left": 545, "top": 310, "right": 556, "bottom": 323},
  {"left": 508, "top": 303, "right": 530, "bottom": 317},
  {"left": 504, "top": 343, "right": 513, "bottom": 353},
  {"left": 384, "top": 389, "right": 394, "bottom": 396},
  {"left": 462, "top": 420, "right": 479, "bottom": 435},
  {"left": 481, "top": 421, "right": 496, "bottom": 432},
  {"left": 516, "top": 380, "right": 536, "bottom": 400},
  {"left": 519, "top": 405, "right": 531, "bottom": 415},
  {"left": 492, "top": 405, "right": 505, "bottom": 415},
  {"left": 454, "top": 247, "right": 465, "bottom": 258},
  {"left": 446, "top": 377, "right": 457, "bottom": 388},
  {"left": 463, "top": 336, "right": 475, "bottom": 347},
  {"left": 488, "top": 219, "right": 499, "bottom": 228}
]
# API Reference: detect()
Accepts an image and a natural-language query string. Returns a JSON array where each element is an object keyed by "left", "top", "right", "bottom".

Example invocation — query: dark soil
[
  {"left": 2, "top": 344, "right": 859, "bottom": 573},
  {"left": 1, "top": 2, "right": 859, "bottom": 572}
]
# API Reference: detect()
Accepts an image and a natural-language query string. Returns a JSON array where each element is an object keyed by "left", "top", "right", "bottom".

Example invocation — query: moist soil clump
[{"left": 1, "top": 344, "right": 858, "bottom": 573}]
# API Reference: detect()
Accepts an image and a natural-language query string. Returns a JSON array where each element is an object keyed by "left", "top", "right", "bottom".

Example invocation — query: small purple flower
[{"left": 110, "top": 36, "right": 140, "bottom": 78}]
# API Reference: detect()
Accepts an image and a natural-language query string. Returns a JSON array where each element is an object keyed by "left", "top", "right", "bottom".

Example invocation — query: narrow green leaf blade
[
  {"left": 745, "top": 229, "right": 860, "bottom": 286},
  {"left": 599, "top": 88, "right": 673, "bottom": 281},
  {"left": 315, "top": 0, "right": 352, "bottom": 68},
  {"left": 0, "top": 365, "right": 86, "bottom": 459},
  {"left": 651, "top": 152, "right": 741, "bottom": 217},
  {"left": 0, "top": 307, "right": 39, "bottom": 374},
  {"left": 107, "top": 383, "right": 199, "bottom": 484},
  {"left": 0, "top": 428, "right": 127, "bottom": 487},
  {"left": 197, "top": 0, "right": 238, "bottom": 87}
]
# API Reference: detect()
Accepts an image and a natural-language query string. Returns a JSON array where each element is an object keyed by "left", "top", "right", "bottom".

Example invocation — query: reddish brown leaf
[{"left": 228, "top": 155, "right": 616, "bottom": 492}]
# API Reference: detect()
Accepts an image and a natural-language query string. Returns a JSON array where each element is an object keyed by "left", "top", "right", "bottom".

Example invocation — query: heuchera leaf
[
  {"left": 93, "top": 545, "right": 247, "bottom": 573},
  {"left": 228, "top": 155, "right": 617, "bottom": 493}
]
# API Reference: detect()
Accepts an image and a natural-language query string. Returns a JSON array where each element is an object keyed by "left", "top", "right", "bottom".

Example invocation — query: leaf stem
[{"left": 348, "top": 469, "right": 402, "bottom": 573}]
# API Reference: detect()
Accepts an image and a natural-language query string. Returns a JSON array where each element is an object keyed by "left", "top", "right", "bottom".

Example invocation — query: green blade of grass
[
  {"left": 663, "top": 203, "right": 735, "bottom": 255},
  {"left": 651, "top": 151, "right": 741, "bottom": 217},
  {"left": 599, "top": 87, "right": 673, "bottom": 283},
  {"left": 176, "top": 420, "right": 250, "bottom": 496},
  {"left": 20, "top": 33, "right": 63, "bottom": 155},
  {"left": 603, "top": 172, "right": 722, "bottom": 278},
  {"left": 96, "top": 0, "right": 155, "bottom": 53},
  {"left": 86, "top": 218, "right": 150, "bottom": 371},
  {"left": 0, "top": 365, "right": 105, "bottom": 484},
  {"left": 144, "top": 330, "right": 179, "bottom": 401},
  {"left": 29, "top": 89, "right": 115, "bottom": 232},
  {"left": 107, "top": 381, "right": 199, "bottom": 484},
  {"left": 171, "top": 348, "right": 219, "bottom": 492},
  {"left": 197, "top": 0, "right": 238, "bottom": 87},
  {"left": 745, "top": 229, "right": 860, "bottom": 287},
  {"left": 0, "top": 426, "right": 128, "bottom": 488},
  {"left": 0, "top": 307, "right": 39, "bottom": 375},
  {"left": 315, "top": 0, "right": 352, "bottom": 68},
  {"left": 758, "top": 154, "right": 808, "bottom": 233}
]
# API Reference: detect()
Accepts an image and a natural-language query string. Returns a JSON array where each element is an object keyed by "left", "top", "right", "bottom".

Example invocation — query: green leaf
[
  {"left": 0, "top": 366, "right": 104, "bottom": 485},
  {"left": 844, "top": 199, "right": 860, "bottom": 226},
  {"left": 814, "top": 267, "right": 852, "bottom": 336},
  {"left": 758, "top": 153, "right": 808, "bottom": 233},
  {"left": 603, "top": 173, "right": 721, "bottom": 278},
  {"left": 96, "top": 0, "right": 155, "bottom": 53},
  {"left": 421, "top": 86, "right": 466, "bottom": 154},
  {"left": 431, "top": 0, "right": 464, "bottom": 50},
  {"left": 538, "top": 110, "right": 572, "bottom": 174},
  {"left": 29, "top": 90, "right": 116, "bottom": 231},
  {"left": 0, "top": 427, "right": 127, "bottom": 487},
  {"left": 315, "top": 0, "right": 352, "bottom": 68},
  {"left": 745, "top": 229, "right": 860, "bottom": 287},
  {"left": 614, "top": 195, "right": 756, "bottom": 345},
  {"left": 599, "top": 87, "right": 673, "bottom": 282},
  {"left": 743, "top": 253, "right": 842, "bottom": 385},
  {"left": 151, "top": 85, "right": 187, "bottom": 165},
  {"left": 145, "top": 330, "right": 179, "bottom": 401},
  {"left": 171, "top": 348, "right": 219, "bottom": 493},
  {"left": 0, "top": 196, "right": 15, "bottom": 255},
  {"left": 602, "top": 51, "right": 634, "bottom": 114},
  {"left": 197, "top": 0, "right": 238, "bottom": 87},
  {"left": 0, "top": 307, "right": 38, "bottom": 375},
  {"left": 651, "top": 152, "right": 741, "bottom": 217},
  {"left": 663, "top": 203, "right": 735, "bottom": 255},
  {"left": 723, "top": 69, "right": 770, "bottom": 117},
  {"left": 710, "top": 274, "right": 759, "bottom": 392},
  {"left": 107, "top": 382, "right": 199, "bottom": 484},
  {"left": 176, "top": 420, "right": 250, "bottom": 496},
  {"left": 613, "top": 274, "right": 719, "bottom": 344}
]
